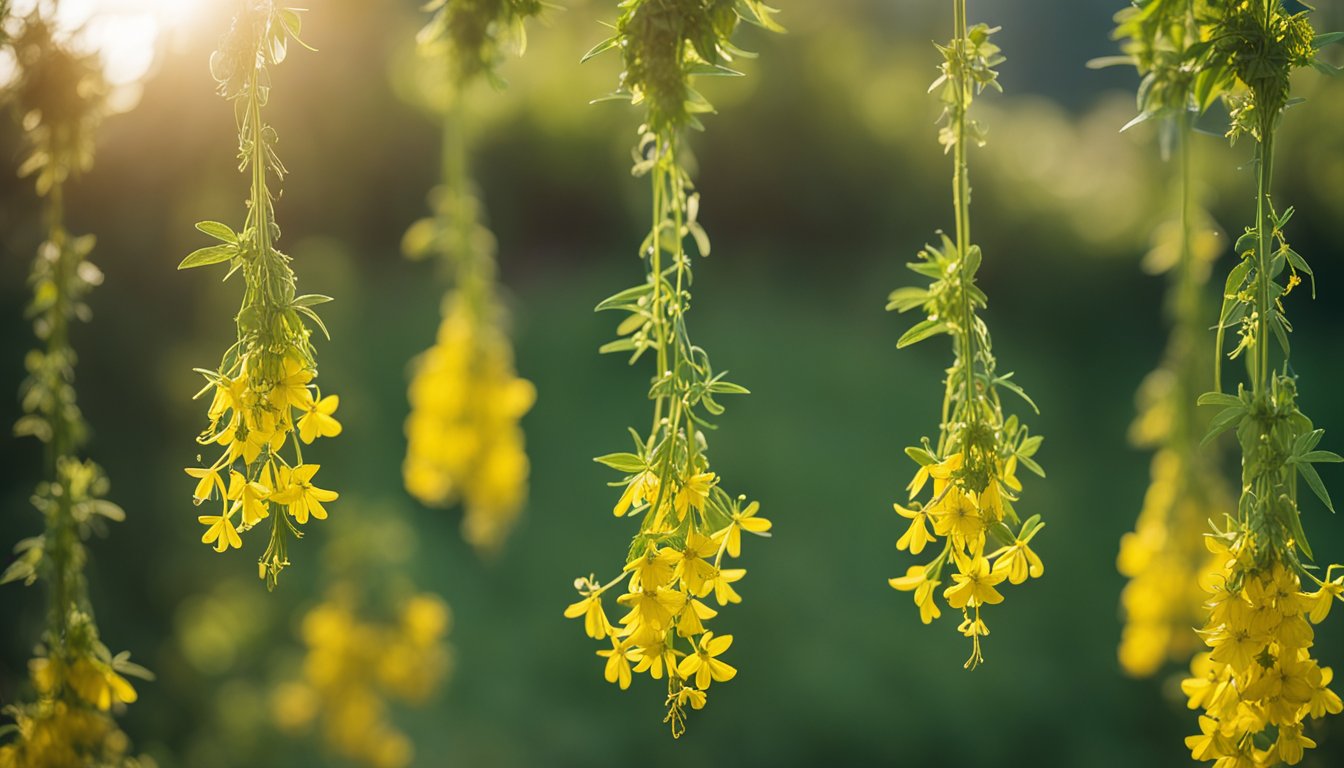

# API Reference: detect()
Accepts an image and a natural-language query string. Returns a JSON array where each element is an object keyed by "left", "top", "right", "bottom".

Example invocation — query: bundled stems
[
  {"left": 401, "top": 0, "right": 541, "bottom": 555},
  {"left": 1170, "top": 2, "right": 1344, "bottom": 765},
  {"left": 2, "top": 9, "right": 150, "bottom": 766},
  {"left": 888, "top": 0, "right": 1045, "bottom": 670},
  {"left": 566, "top": 0, "right": 782, "bottom": 736},
  {"left": 1103, "top": 0, "right": 1236, "bottom": 678},
  {"left": 180, "top": 2, "right": 339, "bottom": 590}
]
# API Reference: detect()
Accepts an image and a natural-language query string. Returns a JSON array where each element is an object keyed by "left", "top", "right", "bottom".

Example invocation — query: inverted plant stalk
[
  {"left": 566, "top": 0, "right": 782, "bottom": 736},
  {"left": 179, "top": 1, "right": 338, "bottom": 590},
  {"left": 887, "top": 0, "right": 1045, "bottom": 670}
]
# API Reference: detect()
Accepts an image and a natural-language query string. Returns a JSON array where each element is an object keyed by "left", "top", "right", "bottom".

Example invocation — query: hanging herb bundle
[
  {"left": 1098, "top": 0, "right": 1235, "bottom": 678},
  {"left": 401, "top": 0, "right": 543, "bottom": 556},
  {"left": 886, "top": 0, "right": 1045, "bottom": 670},
  {"left": 1174, "top": 3, "right": 1344, "bottom": 766},
  {"left": 0, "top": 10, "right": 151, "bottom": 767},
  {"left": 179, "top": 1, "right": 337, "bottom": 590},
  {"left": 564, "top": 0, "right": 781, "bottom": 737}
]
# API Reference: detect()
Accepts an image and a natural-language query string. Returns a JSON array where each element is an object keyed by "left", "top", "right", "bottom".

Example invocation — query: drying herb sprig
[
  {"left": 401, "top": 0, "right": 545, "bottom": 555},
  {"left": 1096, "top": 0, "right": 1236, "bottom": 679},
  {"left": 179, "top": 1, "right": 339, "bottom": 590},
  {"left": 1, "top": 9, "right": 151, "bottom": 766},
  {"left": 1160, "top": 2, "right": 1344, "bottom": 765},
  {"left": 565, "top": 0, "right": 781, "bottom": 737},
  {"left": 887, "top": 0, "right": 1045, "bottom": 671}
]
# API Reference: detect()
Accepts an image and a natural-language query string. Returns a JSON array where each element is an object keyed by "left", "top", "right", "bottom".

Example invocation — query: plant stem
[
  {"left": 1253, "top": 125, "right": 1275, "bottom": 397},
  {"left": 952, "top": 0, "right": 978, "bottom": 441}
]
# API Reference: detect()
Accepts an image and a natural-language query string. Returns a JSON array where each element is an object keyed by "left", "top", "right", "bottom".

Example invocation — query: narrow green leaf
[
  {"left": 594, "top": 453, "right": 646, "bottom": 473},
  {"left": 178, "top": 244, "right": 237, "bottom": 270},
  {"left": 581, "top": 37, "right": 619, "bottom": 63},
  {"left": 195, "top": 221, "right": 238, "bottom": 244},
  {"left": 896, "top": 319, "right": 948, "bottom": 348},
  {"left": 1297, "top": 462, "right": 1335, "bottom": 513}
]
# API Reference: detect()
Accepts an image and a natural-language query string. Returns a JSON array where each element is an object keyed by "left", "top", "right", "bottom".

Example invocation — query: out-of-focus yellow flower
[
  {"left": 404, "top": 298, "right": 534, "bottom": 555},
  {"left": 278, "top": 590, "right": 452, "bottom": 768}
]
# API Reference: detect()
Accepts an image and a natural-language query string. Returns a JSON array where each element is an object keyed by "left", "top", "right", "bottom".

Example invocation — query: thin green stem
[
  {"left": 952, "top": 0, "right": 979, "bottom": 442},
  {"left": 1254, "top": 126, "right": 1275, "bottom": 395}
]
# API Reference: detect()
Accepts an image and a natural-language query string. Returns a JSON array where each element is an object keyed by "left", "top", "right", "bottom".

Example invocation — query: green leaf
[
  {"left": 1018, "top": 454, "right": 1045, "bottom": 478},
  {"left": 595, "top": 283, "right": 652, "bottom": 312},
  {"left": 581, "top": 37, "right": 619, "bottom": 63},
  {"left": 707, "top": 380, "right": 750, "bottom": 395},
  {"left": 1018, "top": 434, "right": 1043, "bottom": 458},
  {"left": 896, "top": 319, "right": 948, "bottom": 348},
  {"left": 1201, "top": 405, "right": 1246, "bottom": 446},
  {"left": 194, "top": 221, "right": 238, "bottom": 244},
  {"left": 594, "top": 453, "right": 646, "bottom": 473},
  {"left": 1302, "top": 450, "right": 1344, "bottom": 464},
  {"left": 178, "top": 244, "right": 237, "bottom": 270},
  {"left": 905, "top": 446, "right": 936, "bottom": 466},
  {"left": 293, "top": 294, "right": 334, "bottom": 308},
  {"left": 599, "top": 338, "right": 637, "bottom": 355},
  {"left": 996, "top": 376, "right": 1039, "bottom": 415},
  {"left": 1197, "top": 391, "right": 1243, "bottom": 408},
  {"left": 295, "top": 305, "right": 331, "bottom": 340},
  {"left": 1297, "top": 462, "right": 1335, "bottom": 513}
]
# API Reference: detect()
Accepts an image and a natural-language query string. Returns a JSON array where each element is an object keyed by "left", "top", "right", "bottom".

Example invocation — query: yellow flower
[
  {"left": 714, "top": 499, "right": 771, "bottom": 558},
  {"left": 199, "top": 508, "right": 242, "bottom": 552},
  {"left": 226, "top": 469, "right": 271, "bottom": 528},
  {"left": 1185, "top": 715, "right": 1233, "bottom": 761},
  {"left": 597, "top": 636, "right": 636, "bottom": 690},
  {"left": 676, "top": 599, "right": 719, "bottom": 638},
  {"left": 931, "top": 486, "right": 985, "bottom": 554},
  {"left": 630, "top": 638, "right": 672, "bottom": 679},
  {"left": 676, "top": 631, "right": 736, "bottom": 689},
  {"left": 675, "top": 531, "right": 720, "bottom": 597},
  {"left": 943, "top": 555, "right": 1005, "bottom": 610},
  {"left": 1206, "top": 623, "right": 1263, "bottom": 673},
  {"left": 675, "top": 685, "right": 707, "bottom": 710},
  {"left": 617, "top": 586, "right": 686, "bottom": 635},
  {"left": 69, "top": 658, "right": 138, "bottom": 711},
  {"left": 889, "top": 565, "right": 942, "bottom": 624},
  {"left": 1274, "top": 723, "right": 1316, "bottom": 766},
  {"left": 238, "top": 411, "right": 285, "bottom": 465},
  {"left": 272, "top": 355, "right": 314, "bottom": 411},
  {"left": 613, "top": 470, "right": 659, "bottom": 517},
  {"left": 990, "top": 536, "right": 1044, "bottom": 585},
  {"left": 708, "top": 567, "right": 745, "bottom": 606},
  {"left": 894, "top": 502, "right": 933, "bottom": 555},
  {"left": 185, "top": 465, "right": 225, "bottom": 505},
  {"left": 1302, "top": 572, "right": 1343, "bottom": 624},
  {"left": 564, "top": 592, "right": 612, "bottom": 640},
  {"left": 298, "top": 393, "right": 342, "bottom": 444},
  {"left": 623, "top": 543, "right": 678, "bottom": 590},
  {"left": 673, "top": 471, "right": 717, "bottom": 520},
  {"left": 272, "top": 464, "right": 338, "bottom": 524}
]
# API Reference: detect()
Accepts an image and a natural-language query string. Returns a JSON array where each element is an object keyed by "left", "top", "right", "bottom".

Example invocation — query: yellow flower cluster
[
  {"left": 30, "top": 656, "right": 137, "bottom": 713},
  {"left": 273, "top": 591, "right": 452, "bottom": 768},
  {"left": 404, "top": 295, "right": 534, "bottom": 554},
  {"left": 890, "top": 452, "right": 1043, "bottom": 668},
  {"left": 181, "top": 2, "right": 332, "bottom": 589},
  {"left": 187, "top": 354, "right": 342, "bottom": 583},
  {"left": 0, "top": 700, "right": 133, "bottom": 768},
  {"left": 1183, "top": 551, "right": 1344, "bottom": 766},
  {"left": 0, "top": 611, "right": 150, "bottom": 768},
  {"left": 1117, "top": 448, "right": 1227, "bottom": 676},
  {"left": 567, "top": 471, "right": 770, "bottom": 737}
]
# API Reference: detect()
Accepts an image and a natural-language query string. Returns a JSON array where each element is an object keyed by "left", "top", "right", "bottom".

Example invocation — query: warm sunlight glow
[{"left": 5, "top": 0, "right": 208, "bottom": 89}]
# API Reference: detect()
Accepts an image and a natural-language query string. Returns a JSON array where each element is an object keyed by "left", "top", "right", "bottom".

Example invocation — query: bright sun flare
[{"left": 6, "top": 0, "right": 206, "bottom": 87}]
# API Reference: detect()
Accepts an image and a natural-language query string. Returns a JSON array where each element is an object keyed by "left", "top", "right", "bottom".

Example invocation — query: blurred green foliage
[{"left": 2, "top": 0, "right": 1344, "bottom": 766}]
